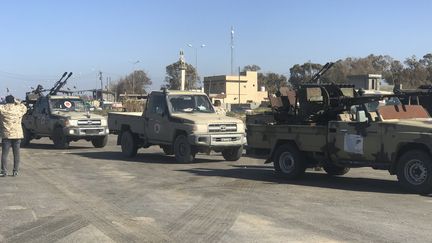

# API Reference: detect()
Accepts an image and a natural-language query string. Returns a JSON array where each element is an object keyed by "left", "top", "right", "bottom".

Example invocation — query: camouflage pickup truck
[
  {"left": 247, "top": 84, "right": 432, "bottom": 194},
  {"left": 108, "top": 89, "right": 245, "bottom": 163},
  {"left": 22, "top": 95, "right": 109, "bottom": 149}
]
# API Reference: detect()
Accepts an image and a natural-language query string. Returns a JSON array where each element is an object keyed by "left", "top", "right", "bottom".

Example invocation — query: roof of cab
[
  {"left": 48, "top": 95, "right": 82, "bottom": 99},
  {"left": 152, "top": 89, "right": 206, "bottom": 95}
]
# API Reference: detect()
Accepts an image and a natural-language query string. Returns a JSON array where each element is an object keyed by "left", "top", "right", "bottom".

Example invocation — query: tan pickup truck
[
  {"left": 22, "top": 95, "right": 109, "bottom": 149},
  {"left": 247, "top": 84, "right": 432, "bottom": 194},
  {"left": 108, "top": 90, "right": 245, "bottom": 163}
]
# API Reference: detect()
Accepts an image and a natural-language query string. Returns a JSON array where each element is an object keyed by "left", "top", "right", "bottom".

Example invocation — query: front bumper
[
  {"left": 188, "top": 133, "right": 245, "bottom": 147},
  {"left": 65, "top": 126, "right": 109, "bottom": 137}
]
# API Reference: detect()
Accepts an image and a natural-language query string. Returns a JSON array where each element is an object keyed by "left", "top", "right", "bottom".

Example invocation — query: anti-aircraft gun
[
  {"left": 265, "top": 63, "right": 398, "bottom": 125},
  {"left": 25, "top": 72, "right": 73, "bottom": 107}
]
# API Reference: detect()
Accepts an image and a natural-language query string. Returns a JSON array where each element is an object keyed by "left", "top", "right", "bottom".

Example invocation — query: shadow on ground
[
  {"left": 177, "top": 165, "right": 413, "bottom": 194},
  {"left": 72, "top": 151, "right": 225, "bottom": 164},
  {"left": 21, "top": 143, "right": 90, "bottom": 150}
]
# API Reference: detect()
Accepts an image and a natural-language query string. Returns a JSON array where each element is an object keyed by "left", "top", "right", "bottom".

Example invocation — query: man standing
[{"left": 0, "top": 95, "right": 27, "bottom": 177}]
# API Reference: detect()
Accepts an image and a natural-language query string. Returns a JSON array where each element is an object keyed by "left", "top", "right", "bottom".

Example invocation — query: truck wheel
[
  {"left": 92, "top": 136, "right": 108, "bottom": 148},
  {"left": 222, "top": 146, "right": 243, "bottom": 161},
  {"left": 323, "top": 163, "right": 350, "bottom": 176},
  {"left": 52, "top": 127, "right": 69, "bottom": 149},
  {"left": 22, "top": 128, "right": 32, "bottom": 147},
  {"left": 174, "top": 135, "right": 194, "bottom": 163},
  {"left": 273, "top": 144, "right": 305, "bottom": 179},
  {"left": 161, "top": 145, "right": 174, "bottom": 155},
  {"left": 121, "top": 131, "right": 138, "bottom": 157},
  {"left": 397, "top": 150, "right": 432, "bottom": 194}
]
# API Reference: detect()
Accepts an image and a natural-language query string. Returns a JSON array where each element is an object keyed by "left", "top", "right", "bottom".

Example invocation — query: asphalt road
[{"left": 0, "top": 135, "right": 431, "bottom": 243}]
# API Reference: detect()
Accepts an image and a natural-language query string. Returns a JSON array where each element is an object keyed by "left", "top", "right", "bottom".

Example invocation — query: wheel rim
[
  {"left": 279, "top": 152, "right": 295, "bottom": 174},
  {"left": 404, "top": 159, "right": 428, "bottom": 185},
  {"left": 178, "top": 141, "right": 188, "bottom": 157}
]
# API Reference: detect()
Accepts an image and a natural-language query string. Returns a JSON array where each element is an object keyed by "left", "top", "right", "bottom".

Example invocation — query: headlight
[
  {"left": 68, "top": 119, "right": 78, "bottom": 126},
  {"left": 237, "top": 122, "right": 245, "bottom": 132},
  {"left": 101, "top": 119, "right": 107, "bottom": 126},
  {"left": 192, "top": 124, "right": 207, "bottom": 132}
]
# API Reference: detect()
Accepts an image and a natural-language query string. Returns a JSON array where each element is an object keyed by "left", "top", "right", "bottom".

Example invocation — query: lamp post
[
  {"left": 132, "top": 60, "right": 140, "bottom": 93},
  {"left": 187, "top": 43, "right": 206, "bottom": 89}
]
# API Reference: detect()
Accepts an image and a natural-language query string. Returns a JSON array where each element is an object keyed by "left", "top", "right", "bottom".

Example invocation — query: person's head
[
  {"left": 214, "top": 100, "right": 221, "bottom": 107},
  {"left": 5, "top": 95, "right": 15, "bottom": 104}
]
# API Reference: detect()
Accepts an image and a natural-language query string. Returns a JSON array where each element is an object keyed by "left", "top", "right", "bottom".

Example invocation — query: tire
[
  {"left": 397, "top": 150, "right": 432, "bottom": 194},
  {"left": 92, "top": 135, "right": 108, "bottom": 148},
  {"left": 222, "top": 146, "right": 243, "bottom": 161},
  {"left": 323, "top": 163, "right": 350, "bottom": 176},
  {"left": 174, "top": 134, "right": 194, "bottom": 163},
  {"left": 120, "top": 131, "right": 138, "bottom": 157},
  {"left": 21, "top": 127, "right": 32, "bottom": 147},
  {"left": 52, "top": 127, "right": 69, "bottom": 149},
  {"left": 161, "top": 145, "right": 174, "bottom": 155},
  {"left": 273, "top": 144, "right": 306, "bottom": 179}
]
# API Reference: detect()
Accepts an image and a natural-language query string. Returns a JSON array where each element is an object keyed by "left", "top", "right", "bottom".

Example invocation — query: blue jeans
[{"left": 1, "top": 139, "right": 21, "bottom": 174}]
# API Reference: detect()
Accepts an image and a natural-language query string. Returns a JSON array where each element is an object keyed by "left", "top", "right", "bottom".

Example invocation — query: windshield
[
  {"left": 168, "top": 95, "right": 215, "bottom": 113},
  {"left": 49, "top": 98, "right": 87, "bottom": 112}
]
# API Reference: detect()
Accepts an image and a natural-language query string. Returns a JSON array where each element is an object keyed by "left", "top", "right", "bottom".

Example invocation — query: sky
[{"left": 1, "top": 0, "right": 431, "bottom": 98}]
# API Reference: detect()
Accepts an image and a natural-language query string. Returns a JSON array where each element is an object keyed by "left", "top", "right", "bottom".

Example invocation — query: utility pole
[
  {"left": 106, "top": 76, "right": 111, "bottom": 101},
  {"left": 238, "top": 66, "right": 241, "bottom": 104},
  {"left": 99, "top": 71, "right": 103, "bottom": 101}
]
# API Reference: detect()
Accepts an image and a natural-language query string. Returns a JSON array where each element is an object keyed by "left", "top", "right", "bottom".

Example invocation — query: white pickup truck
[{"left": 108, "top": 89, "right": 245, "bottom": 163}]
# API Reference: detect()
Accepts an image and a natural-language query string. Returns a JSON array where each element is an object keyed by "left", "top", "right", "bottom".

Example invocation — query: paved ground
[{"left": 0, "top": 135, "right": 431, "bottom": 243}]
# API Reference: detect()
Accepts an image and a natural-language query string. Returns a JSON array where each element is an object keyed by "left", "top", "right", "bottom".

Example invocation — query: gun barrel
[
  {"left": 50, "top": 72, "right": 72, "bottom": 95},
  {"left": 308, "top": 62, "right": 334, "bottom": 83}
]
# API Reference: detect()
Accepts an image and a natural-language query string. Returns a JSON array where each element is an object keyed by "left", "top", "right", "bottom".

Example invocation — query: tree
[
  {"left": 288, "top": 62, "right": 323, "bottom": 87},
  {"left": 287, "top": 53, "right": 432, "bottom": 90},
  {"left": 111, "top": 70, "right": 152, "bottom": 95},
  {"left": 398, "top": 55, "right": 429, "bottom": 88},
  {"left": 261, "top": 72, "right": 288, "bottom": 93},
  {"left": 242, "top": 65, "right": 261, "bottom": 72},
  {"left": 164, "top": 61, "right": 197, "bottom": 90}
]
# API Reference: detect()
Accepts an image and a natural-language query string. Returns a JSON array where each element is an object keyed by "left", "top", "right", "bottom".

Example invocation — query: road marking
[{"left": 5, "top": 205, "right": 26, "bottom": 210}]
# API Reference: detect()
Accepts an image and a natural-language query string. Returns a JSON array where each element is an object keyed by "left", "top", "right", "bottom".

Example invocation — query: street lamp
[
  {"left": 131, "top": 60, "right": 140, "bottom": 93},
  {"left": 187, "top": 43, "right": 206, "bottom": 89}
]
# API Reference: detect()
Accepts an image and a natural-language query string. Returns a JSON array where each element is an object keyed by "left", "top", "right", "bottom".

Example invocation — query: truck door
[
  {"left": 145, "top": 93, "right": 170, "bottom": 143},
  {"left": 328, "top": 119, "right": 382, "bottom": 164},
  {"left": 34, "top": 97, "right": 51, "bottom": 135}
]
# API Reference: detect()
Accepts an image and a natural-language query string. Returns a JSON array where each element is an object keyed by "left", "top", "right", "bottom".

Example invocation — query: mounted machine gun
[{"left": 25, "top": 72, "right": 73, "bottom": 106}]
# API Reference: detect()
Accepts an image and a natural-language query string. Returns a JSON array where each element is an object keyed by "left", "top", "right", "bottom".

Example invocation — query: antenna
[{"left": 231, "top": 26, "right": 234, "bottom": 75}]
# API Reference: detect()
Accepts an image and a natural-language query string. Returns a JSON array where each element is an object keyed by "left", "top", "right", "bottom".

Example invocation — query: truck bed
[
  {"left": 247, "top": 123, "right": 327, "bottom": 153},
  {"left": 108, "top": 112, "right": 146, "bottom": 135}
]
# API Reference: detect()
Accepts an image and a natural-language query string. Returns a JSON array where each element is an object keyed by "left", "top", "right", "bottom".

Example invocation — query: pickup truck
[
  {"left": 247, "top": 85, "right": 432, "bottom": 194},
  {"left": 22, "top": 95, "right": 109, "bottom": 148},
  {"left": 108, "top": 89, "right": 245, "bottom": 163}
]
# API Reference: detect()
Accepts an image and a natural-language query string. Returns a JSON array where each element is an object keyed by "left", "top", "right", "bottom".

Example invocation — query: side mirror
[{"left": 356, "top": 110, "right": 367, "bottom": 123}]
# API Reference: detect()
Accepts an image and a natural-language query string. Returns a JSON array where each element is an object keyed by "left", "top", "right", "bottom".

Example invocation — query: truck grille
[
  {"left": 77, "top": 120, "right": 101, "bottom": 126},
  {"left": 213, "top": 137, "right": 240, "bottom": 142},
  {"left": 208, "top": 123, "right": 237, "bottom": 133}
]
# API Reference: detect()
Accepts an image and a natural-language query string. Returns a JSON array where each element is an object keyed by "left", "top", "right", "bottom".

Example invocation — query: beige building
[
  {"left": 348, "top": 74, "right": 382, "bottom": 91},
  {"left": 203, "top": 71, "right": 267, "bottom": 105}
]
